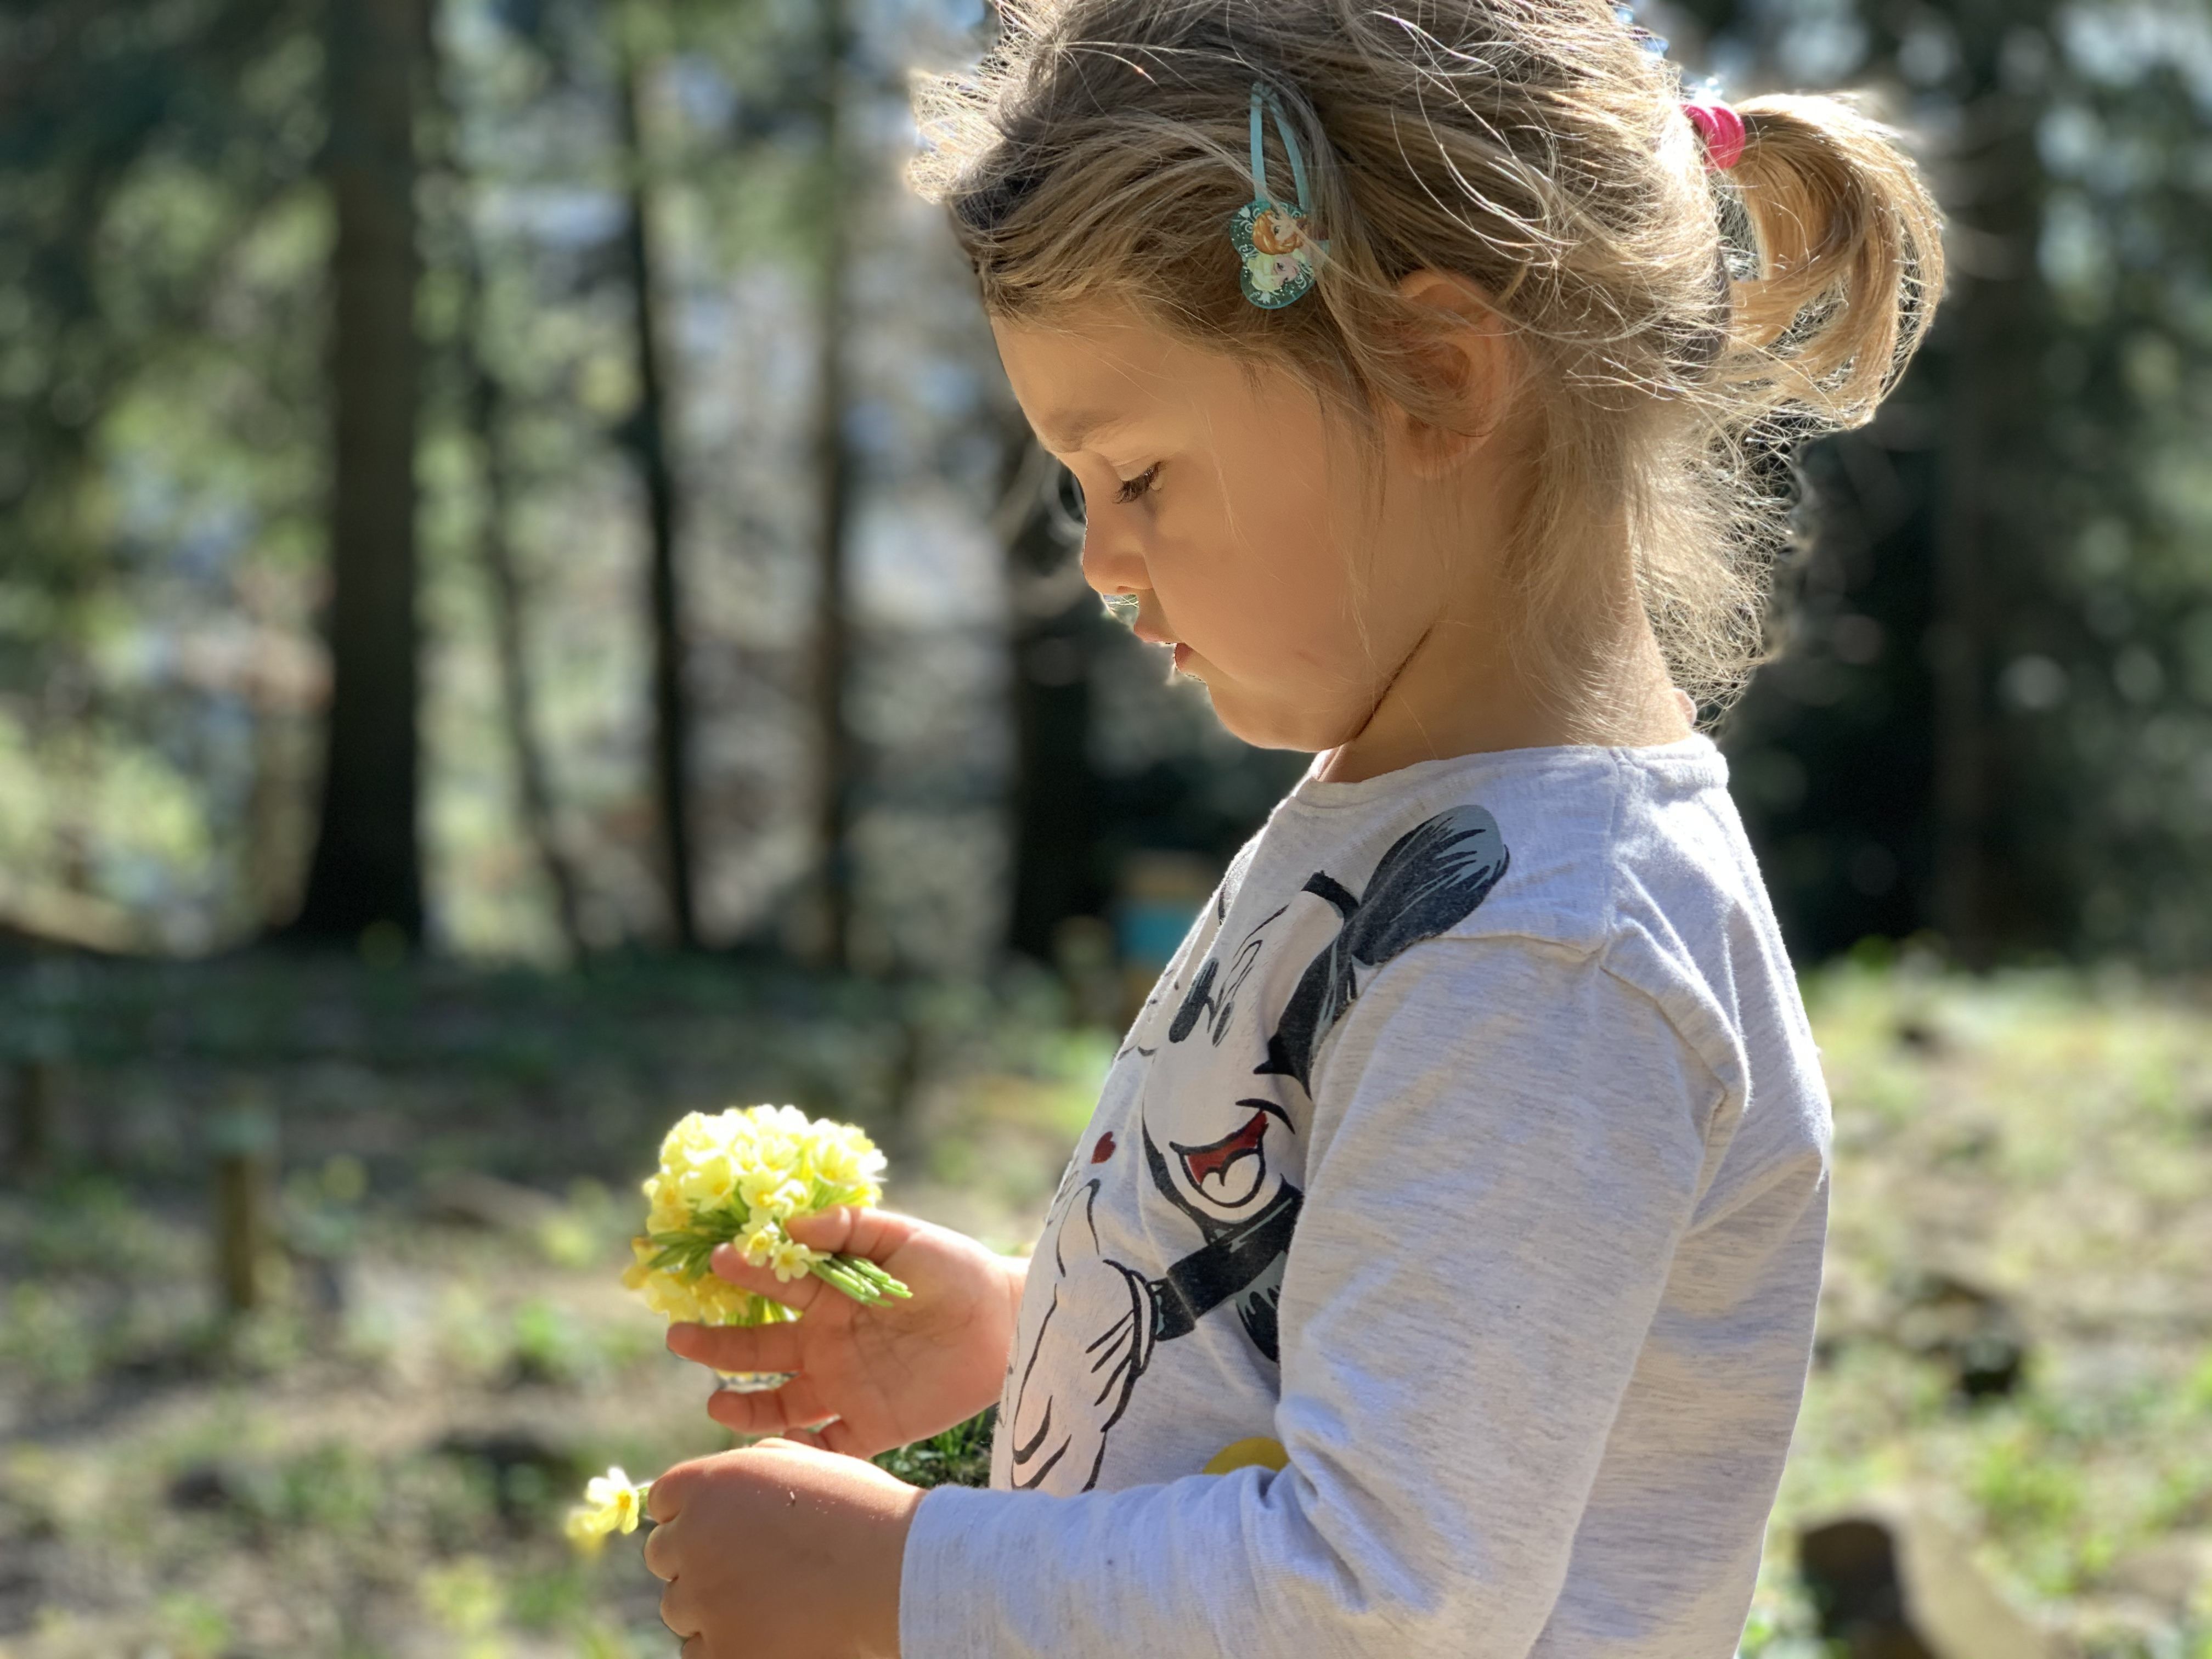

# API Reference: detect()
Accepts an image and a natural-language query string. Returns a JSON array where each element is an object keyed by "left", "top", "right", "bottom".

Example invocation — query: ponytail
[{"left": 1722, "top": 94, "right": 1946, "bottom": 428}]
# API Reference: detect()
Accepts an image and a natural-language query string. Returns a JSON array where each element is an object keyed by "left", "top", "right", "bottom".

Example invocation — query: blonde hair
[{"left": 911, "top": 0, "right": 1944, "bottom": 730}]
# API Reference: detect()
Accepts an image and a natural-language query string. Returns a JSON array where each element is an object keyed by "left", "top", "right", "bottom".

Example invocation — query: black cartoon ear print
[
  {"left": 1169, "top": 905, "right": 1284, "bottom": 1047},
  {"left": 1257, "top": 805, "right": 1510, "bottom": 1092}
]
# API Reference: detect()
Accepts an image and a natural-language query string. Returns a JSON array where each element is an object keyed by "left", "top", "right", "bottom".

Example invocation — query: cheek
[{"left": 1166, "top": 460, "right": 1353, "bottom": 660}]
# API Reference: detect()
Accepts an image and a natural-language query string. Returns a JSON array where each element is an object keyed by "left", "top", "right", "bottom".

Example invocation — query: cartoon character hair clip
[{"left": 1230, "top": 82, "right": 1326, "bottom": 310}]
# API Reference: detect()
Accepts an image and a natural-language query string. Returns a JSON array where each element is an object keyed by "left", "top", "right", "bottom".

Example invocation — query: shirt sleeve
[{"left": 899, "top": 939, "right": 1722, "bottom": 1659}]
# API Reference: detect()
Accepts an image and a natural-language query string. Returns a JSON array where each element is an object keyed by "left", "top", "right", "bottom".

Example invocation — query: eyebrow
[{"left": 1034, "top": 410, "right": 1134, "bottom": 454}]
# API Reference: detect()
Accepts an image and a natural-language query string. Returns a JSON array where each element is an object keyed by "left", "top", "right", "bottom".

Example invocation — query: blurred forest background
[
  {"left": 3, "top": 0, "right": 2212, "bottom": 1656},
  {"left": 1, "top": 0, "right": 2210, "bottom": 969}
]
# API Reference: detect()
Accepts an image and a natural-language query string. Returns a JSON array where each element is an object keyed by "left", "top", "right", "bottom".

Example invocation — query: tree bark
[
  {"left": 613, "top": 27, "right": 699, "bottom": 950},
  {"left": 1000, "top": 438, "right": 1106, "bottom": 961},
  {"left": 808, "top": 0, "right": 856, "bottom": 972},
  {"left": 461, "top": 244, "right": 588, "bottom": 960},
  {"left": 419, "top": 5, "right": 588, "bottom": 960},
  {"left": 292, "top": 0, "right": 424, "bottom": 947},
  {"left": 1929, "top": 50, "right": 2050, "bottom": 968}
]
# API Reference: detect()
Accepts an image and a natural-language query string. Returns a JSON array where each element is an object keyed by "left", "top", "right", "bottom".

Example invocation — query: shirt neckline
[{"left": 1286, "top": 733, "right": 1723, "bottom": 810}]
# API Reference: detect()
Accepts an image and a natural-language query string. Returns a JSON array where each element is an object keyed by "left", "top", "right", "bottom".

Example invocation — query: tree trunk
[
  {"left": 292, "top": 0, "right": 424, "bottom": 947},
  {"left": 420, "top": 5, "right": 588, "bottom": 960},
  {"left": 613, "top": 27, "right": 699, "bottom": 951},
  {"left": 1929, "top": 49, "right": 2049, "bottom": 968},
  {"left": 1000, "top": 438, "right": 1107, "bottom": 961},
  {"left": 466, "top": 340, "right": 588, "bottom": 960},
  {"left": 460, "top": 242, "right": 588, "bottom": 960},
  {"left": 808, "top": 0, "right": 856, "bottom": 972}
]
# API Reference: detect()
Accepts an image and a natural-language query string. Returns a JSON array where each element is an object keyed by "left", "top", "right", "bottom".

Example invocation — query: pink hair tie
[{"left": 1683, "top": 101, "right": 1746, "bottom": 171}]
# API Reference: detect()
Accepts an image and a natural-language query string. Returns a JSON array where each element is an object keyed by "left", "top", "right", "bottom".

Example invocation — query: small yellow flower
[
  {"left": 674, "top": 1148, "right": 737, "bottom": 1209},
  {"left": 661, "top": 1112, "right": 713, "bottom": 1164},
  {"left": 566, "top": 1466, "right": 650, "bottom": 1554},
  {"left": 738, "top": 1220, "right": 782, "bottom": 1267},
  {"left": 648, "top": 1196, "right": 690, "bottom": 1238},
  {"left": 768, "top": 1235, "right": 818, "bottom": 1283},
  {"left": 695, "top": 1274, "right": 755, "bottom": 1322},
  {"left": 737, "top": 1165, "right": 789, "bottom": 1214}
]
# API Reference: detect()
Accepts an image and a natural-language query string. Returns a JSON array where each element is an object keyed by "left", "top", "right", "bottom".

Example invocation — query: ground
[{"left": 1, "top": 954, "right": 2208, "bottom": 1657}]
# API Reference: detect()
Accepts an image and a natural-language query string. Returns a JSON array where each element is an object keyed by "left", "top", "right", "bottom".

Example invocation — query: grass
[
  {"left": 1740, "top": 959, "right": 2212, "bottom": 1658},
  {"left": 2, "top": 953, "right": 2210, "bottom": 1656}
]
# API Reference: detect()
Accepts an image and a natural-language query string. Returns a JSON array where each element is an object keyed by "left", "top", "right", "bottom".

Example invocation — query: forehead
[{"left": 990, "top": 308, "right": 1264, "bottom": 454}]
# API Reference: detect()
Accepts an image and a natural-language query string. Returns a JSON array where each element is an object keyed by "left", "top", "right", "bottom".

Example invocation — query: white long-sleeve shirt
[{"left": 900, "top": 737, "right": 1831, "bottom": 1658}]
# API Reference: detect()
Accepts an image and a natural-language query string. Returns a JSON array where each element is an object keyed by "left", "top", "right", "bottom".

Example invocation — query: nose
[{"left": 1079, "top": 510, "right": 1149, "bottom": 600}]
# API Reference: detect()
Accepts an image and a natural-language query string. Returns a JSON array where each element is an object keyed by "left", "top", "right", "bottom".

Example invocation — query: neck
[{"left": 1313, "top": 537, "right": 1690, "bottom": 786}]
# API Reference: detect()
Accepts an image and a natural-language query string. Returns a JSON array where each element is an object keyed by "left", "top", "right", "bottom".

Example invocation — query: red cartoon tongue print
[
  {"left": 1091, "top": 1131, "right": 1116, "bottom": 1164},
  {"left": 1173, "top": 1108, "right": 1272, "bottom": 1204}
]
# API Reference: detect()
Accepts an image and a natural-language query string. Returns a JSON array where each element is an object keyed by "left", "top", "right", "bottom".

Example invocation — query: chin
[{"left": 1202, "top": 684, "right": 1361, "bottom": 754}]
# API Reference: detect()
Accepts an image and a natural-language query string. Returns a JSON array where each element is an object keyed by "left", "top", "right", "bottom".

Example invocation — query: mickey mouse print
[{"left": 995, "top": 804, "right": 1512, "bottom": 1494}]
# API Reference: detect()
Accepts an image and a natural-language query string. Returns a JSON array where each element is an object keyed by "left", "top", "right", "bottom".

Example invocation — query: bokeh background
[{"left": 2, "top": 1, "right": 2210, "bottom": 1655}]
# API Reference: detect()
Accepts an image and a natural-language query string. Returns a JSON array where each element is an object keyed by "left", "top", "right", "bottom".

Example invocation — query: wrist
[
  {"left": 859, "top": 1479, "right": 927, "bottom": 1658},
  {"left": 998, "top": 1250, "right": 1030, "bottom": 1332}
]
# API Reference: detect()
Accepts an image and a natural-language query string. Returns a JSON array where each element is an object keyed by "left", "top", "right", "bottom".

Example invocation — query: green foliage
[
  {"left": 873, "top": 1410, "right": 995, "bottom": 1491},
  {"left": 2, "top": 958, "right": 2207, "bottom": 1654},
  {"left": 1707, "top": 0, "right": 2212, "bottom": 964}
]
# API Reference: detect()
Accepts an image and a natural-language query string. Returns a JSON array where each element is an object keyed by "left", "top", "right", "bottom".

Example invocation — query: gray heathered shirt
[{"left": 900, "top": 737, "right": 1831, "bottom": 1658}]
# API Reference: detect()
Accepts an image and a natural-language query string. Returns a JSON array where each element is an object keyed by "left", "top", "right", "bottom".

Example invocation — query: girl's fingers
[
  {"left": 784, "top": 1205, "right": 913, "bottom": 1264},
  {"left": 660, "top": 1584, "right": 696, "bottom": 1640},
  {"left": 666, "top": 1320, "right": 806, "bottom": 1375},
  {"left": 704, "top": 1373, "right": 838, "bottom": 1438},
  {"left": 642, "top": 1510, "right": 679, "bottom": 1576},
  {"left": 810, "top": 1417, "right": 877, "bottom": 1460},
  {"left": 707, "top": 1243, "right": 826, "bottom": 1313}
]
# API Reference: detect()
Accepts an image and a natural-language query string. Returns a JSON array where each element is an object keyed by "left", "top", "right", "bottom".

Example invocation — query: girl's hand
[
  {"left": 645, "top": 1438, "right": 917, "bottom": 1658},
  {"left": 665, "top": 1207, "right": 1026, "bottom": 1458}
]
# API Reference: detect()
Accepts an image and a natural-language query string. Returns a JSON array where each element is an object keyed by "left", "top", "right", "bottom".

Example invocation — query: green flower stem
[{"left": 814, "top": 1252, "right": 911, "bottom": 1304}]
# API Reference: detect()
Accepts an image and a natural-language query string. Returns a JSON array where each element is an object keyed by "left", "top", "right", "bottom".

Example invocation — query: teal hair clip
[{"left": 1230, "top": 82, "right": 1325, "bottom": 309}]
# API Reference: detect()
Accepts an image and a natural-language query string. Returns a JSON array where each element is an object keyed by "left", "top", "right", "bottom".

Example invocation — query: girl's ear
[{"left": 1384, "top": 269, "right": 1518, "bottom": 478}]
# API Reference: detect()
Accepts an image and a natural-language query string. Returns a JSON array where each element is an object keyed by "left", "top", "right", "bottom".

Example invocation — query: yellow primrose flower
[
  {"left": 675, "top": 1149, "right": 737, "bottom": 1209},
  {"left": 763, "top": 1180, "right": 814, "bottom": 1222},
  {"left": 736, "top": 1165, "right": 789, "bottom": 1212},
  {"left": 738, "top": 1220, "right": 782, "bottom": 1267},
  {"left": 662, "top": 1112, "right": 712, "bottom": 1159},
  {"left": 565, "top": 1466, "right": 650, "bottom": 1554},
  {"left": 696, "top": 1274, "right": 759, "bottom": 1323},
  {"left": 810, "top": 1138, "right": 861, "bottom": 1187},
  {"left": 768, "top": 1235, "right": 818, "bottom": 1283},
  {"left": 647, "top": 1192, "right": 690, "bottom": 1238}
]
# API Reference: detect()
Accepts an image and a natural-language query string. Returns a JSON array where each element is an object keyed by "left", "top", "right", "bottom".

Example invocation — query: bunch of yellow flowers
[{"left": 620, "top": 1104, "right": 909, "bottom": 1327}]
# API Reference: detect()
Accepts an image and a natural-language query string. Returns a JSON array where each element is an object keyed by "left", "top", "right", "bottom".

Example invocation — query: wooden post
[{"left": 210, "top": 1104, "right": 278, "bottom": 1315}]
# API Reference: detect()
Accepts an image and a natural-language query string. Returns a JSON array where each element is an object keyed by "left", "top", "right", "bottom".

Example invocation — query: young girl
[{"left": 642, "top": 2, "right": 1943, "bottom": 1654}]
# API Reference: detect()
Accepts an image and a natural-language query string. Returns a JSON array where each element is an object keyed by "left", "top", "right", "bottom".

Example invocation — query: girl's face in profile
[{"left": 991, "top": 303, "right": 1480, "bottom": 756}]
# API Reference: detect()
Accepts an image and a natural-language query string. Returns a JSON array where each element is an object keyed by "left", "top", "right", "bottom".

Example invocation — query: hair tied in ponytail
[{"left": 1684, "top": 102, "right": 1746, "bottom": 171}]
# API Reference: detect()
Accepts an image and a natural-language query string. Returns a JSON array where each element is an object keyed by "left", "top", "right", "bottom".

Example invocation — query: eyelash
[{"left": 1115, "top": 463, "right": 1161, "bottom": 505}]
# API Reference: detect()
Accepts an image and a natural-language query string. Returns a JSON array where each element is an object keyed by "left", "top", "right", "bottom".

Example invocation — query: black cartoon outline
[
  {"left": 1257, "top": 806, "right": 1512, "bottom": 1090},
  {"left": 1003, "top": 804, "right": 1511, "bottom": 1491},
  {"left": 1169, "top": 904, "right": 1286, "bottom": 1047}
]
